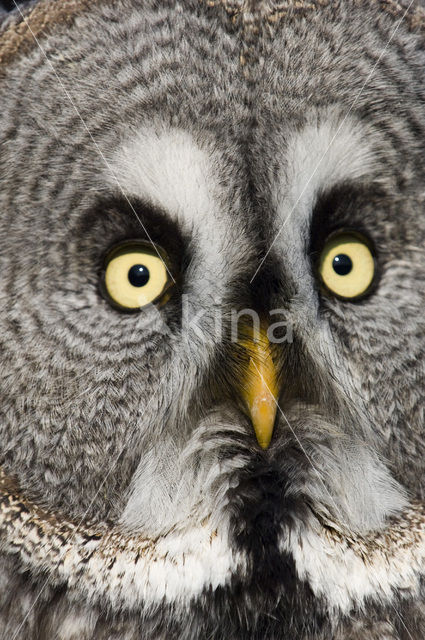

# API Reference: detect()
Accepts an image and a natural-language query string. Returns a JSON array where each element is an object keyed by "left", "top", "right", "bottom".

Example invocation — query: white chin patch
[{"left": 1, "top": 469, "right": 424, "bottom": 616}]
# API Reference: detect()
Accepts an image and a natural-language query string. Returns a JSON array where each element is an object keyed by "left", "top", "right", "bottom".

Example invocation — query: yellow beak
[{"left": 239, "top": 323, "right": 279, "bottom": 449}]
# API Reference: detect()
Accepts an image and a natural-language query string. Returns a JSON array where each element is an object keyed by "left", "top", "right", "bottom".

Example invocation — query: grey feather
[{"left": 0, "top": 1, "right": 424, "bottom": 638}]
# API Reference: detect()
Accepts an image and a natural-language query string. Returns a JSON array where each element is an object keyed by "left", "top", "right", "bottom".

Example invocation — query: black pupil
[
  {"left": 128, "top": 264, "right": 150, "bottom": 287},
  {"left": 332, "top": 254, "right": 353, "bottom": 276}
]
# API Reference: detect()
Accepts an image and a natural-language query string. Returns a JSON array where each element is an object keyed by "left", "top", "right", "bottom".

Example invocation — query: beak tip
[
  {"left": 258, "top": 438, "right": 272, "bottom": 450},
  {"left": 251, "top": 403, "right": 277, "bottom": 450}
]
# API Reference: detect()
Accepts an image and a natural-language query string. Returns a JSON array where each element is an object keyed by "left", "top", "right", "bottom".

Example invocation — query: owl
[{"left": 0, "top": 0, "right": 424, "bottom": 638}]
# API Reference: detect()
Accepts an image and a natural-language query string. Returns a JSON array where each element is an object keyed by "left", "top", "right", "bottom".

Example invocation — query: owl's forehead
[
  {"left": 1, "top": 0, "right": 423, "bottom": 117},
  {"left": 107, "top": 116, "right": 376, "bottom": 251},
  {"left": 0, "top": 0, "right": 423, "bottom": 235},
  {"left": 1, "top": 0, "right": 423, "bottom": 71}
]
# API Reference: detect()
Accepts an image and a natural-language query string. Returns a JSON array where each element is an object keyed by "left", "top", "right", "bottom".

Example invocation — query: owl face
[{"left": 0, "top": 1, "right": 424, "bottom": 638}]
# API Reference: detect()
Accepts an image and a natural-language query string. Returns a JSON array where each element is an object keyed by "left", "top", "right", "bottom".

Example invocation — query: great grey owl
[{"left": 0, "top": 0, "right": 424, "bottom": 638}]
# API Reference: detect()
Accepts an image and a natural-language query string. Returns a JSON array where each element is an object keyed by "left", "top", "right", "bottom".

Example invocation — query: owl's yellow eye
[
  {"left": 319, "top": 232, "right": 376, "bottom": 300},
  {"left": 102, "top": 241, "right": 172, "bottom": 311}
]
